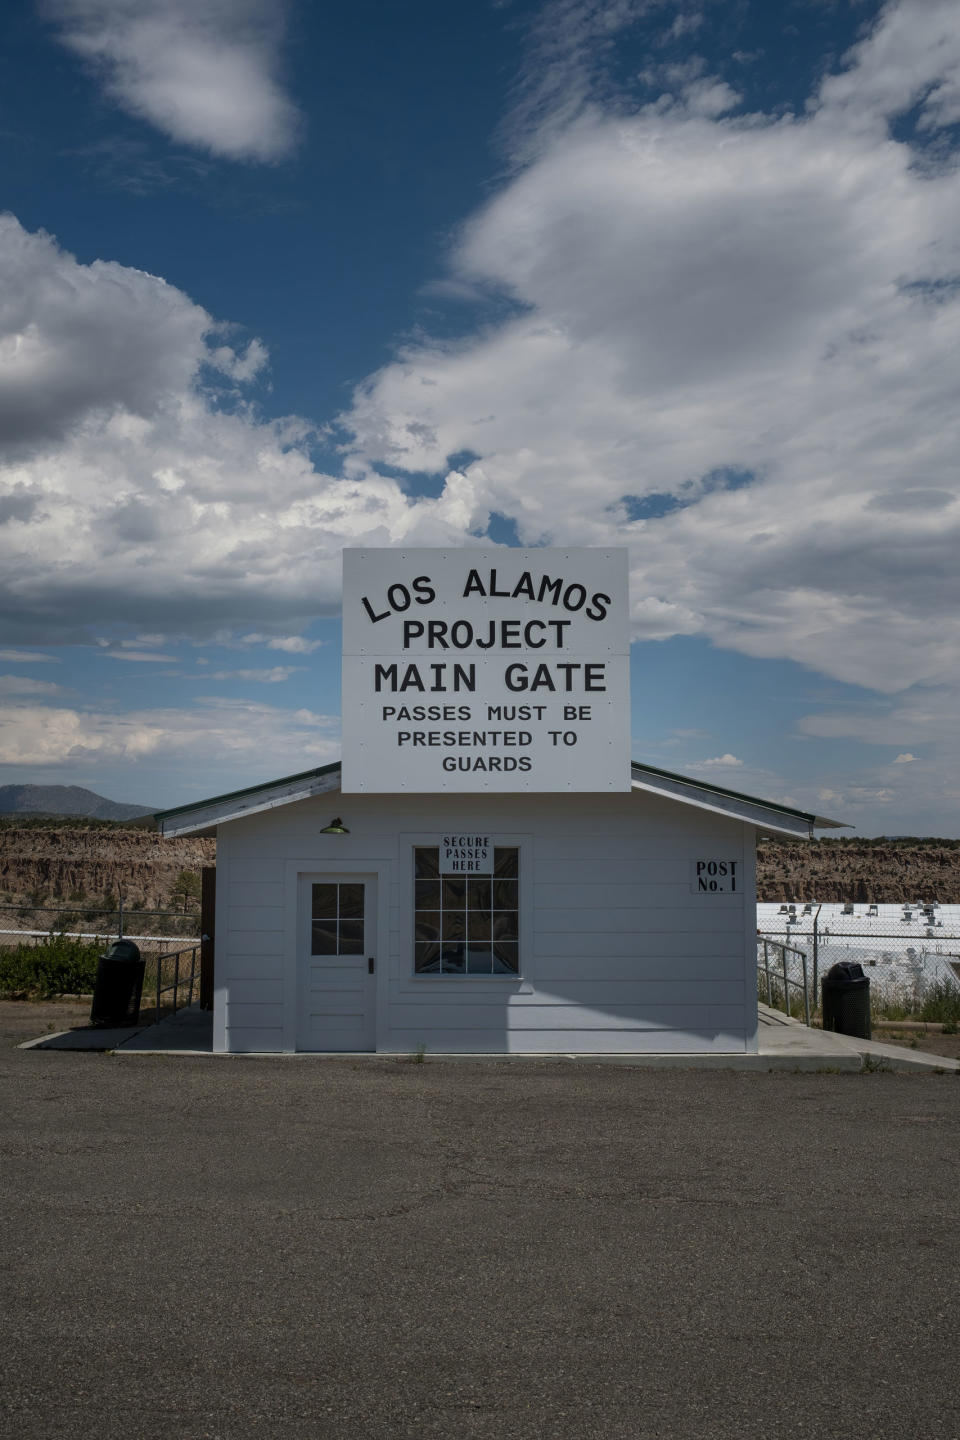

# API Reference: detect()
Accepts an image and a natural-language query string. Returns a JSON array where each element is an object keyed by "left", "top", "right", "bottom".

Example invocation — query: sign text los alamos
[{"left": 341, "top": 548, "right": 630, "bottom": 793}]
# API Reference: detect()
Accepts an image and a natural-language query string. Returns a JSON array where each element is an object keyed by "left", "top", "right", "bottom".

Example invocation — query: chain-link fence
[
  {"left": 0, "top": 902, "right": 199, "bottom": 952},
  {"left": 758, "top": 901, "right": 960, "bottom": 1017}
]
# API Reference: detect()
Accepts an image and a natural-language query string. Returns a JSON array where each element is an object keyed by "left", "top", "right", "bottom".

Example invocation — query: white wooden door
[{"left": 298, "top": 874, "right": 377, "bottom": 1051}]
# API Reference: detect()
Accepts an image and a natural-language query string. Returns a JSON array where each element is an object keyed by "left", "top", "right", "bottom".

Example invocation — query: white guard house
[
  {"left": 156, "top": 761, "right": 844, "bottom": 1057},
  {"left": 156, "top": 547, "right": 843, "bottom": 1055}
]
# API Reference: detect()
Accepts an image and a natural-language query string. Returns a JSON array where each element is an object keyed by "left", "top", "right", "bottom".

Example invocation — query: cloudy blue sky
[{"left": 1, "top": 0, "right": 958, "bottom": 831}]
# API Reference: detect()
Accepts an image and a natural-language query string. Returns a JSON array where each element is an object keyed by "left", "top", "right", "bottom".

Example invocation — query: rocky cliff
[
  {"left": 756, "top": 839, "right": 960, "bottom": 902},
  {"left": 0, "top": 826, "right": 215, "bottom": 914}
]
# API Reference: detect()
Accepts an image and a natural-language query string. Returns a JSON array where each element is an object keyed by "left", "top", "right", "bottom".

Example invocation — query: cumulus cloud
[
  {"left": 104, "top": 650, "right": 175, "bottom": 662},
  {"left": 894, "top": 753, "right": 915, "bottom": 763},
  {"left": 0, "top": 697, "right": 337, "bottom": 768},
  {"left": 0, "top": 214, "right": 214, "bottom": 448},
  {"left": 0, "top": 650, "right": 60, "bottom": 663},
  {"left": 342, "top": 0, "right": 960, "bottom": 699},
  {"left": 240, "top": 634, "right": 324, "bottom": 654},
  {"left": 43, "top": 0, "right": 300, "bottom": 161},
  {"left": 0, "top": 216, "right": 480, "bottom": 646},
  {"left": 686, "top": 753, "right": 743, "bottom": 770},
  {"left": 207, "top": 666, "right": 300, "bottom": 683}
]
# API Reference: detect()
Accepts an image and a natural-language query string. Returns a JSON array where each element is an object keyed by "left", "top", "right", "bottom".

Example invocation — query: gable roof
[{"left": 156, "top": 761, "right": 846, "bottom": 839}]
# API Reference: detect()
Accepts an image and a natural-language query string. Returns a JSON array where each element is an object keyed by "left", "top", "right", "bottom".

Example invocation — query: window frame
[{"left": 398, "top": 831, "right": 534, "bottom": 991}]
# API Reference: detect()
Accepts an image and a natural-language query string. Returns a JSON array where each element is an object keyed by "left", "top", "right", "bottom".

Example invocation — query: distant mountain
[{"left": 0, "top": 784, "right": 155, "bottom": 821}]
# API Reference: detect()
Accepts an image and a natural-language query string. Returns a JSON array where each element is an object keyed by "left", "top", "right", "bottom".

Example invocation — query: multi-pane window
[
  {"left": 413, "top": 847, "right": 519, "bottom": 975},
  {"left": 311, "top": 882, "right": 365, "bottom": 955}
]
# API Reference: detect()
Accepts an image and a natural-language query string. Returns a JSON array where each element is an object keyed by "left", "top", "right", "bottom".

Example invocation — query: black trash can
[
  {"left": 821, "top": 960, "right": 871, "bottom": 1039},
  {"left": 90, "top": 939, "right": 145, "bottom": 1028}
]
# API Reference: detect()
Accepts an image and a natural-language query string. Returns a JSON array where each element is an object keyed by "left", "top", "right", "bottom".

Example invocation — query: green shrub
[
  {"left": 918, "top": 980, "right": 960, "bottom": 1026},
  {"left": 0, "top": 934, "right": 104, "bottom": 998}
]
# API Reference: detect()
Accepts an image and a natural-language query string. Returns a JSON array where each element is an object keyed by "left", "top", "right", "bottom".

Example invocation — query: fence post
[
  {"left": 763, "top": 938, "right": 772, "bottom": 1005},
  {"left": 801, "top": 949, "right": 810, "bottom": 1027},
  {"left": 156, "top": 954, "right": 161, "bottom": 1023},
  {"left": 173, "top": 953, "right": 180, "bottom": 1015},
  {"left": 782, "top": 945, "right": 789, "bottom": 1016},
  {"left": 812, "top": 907, "right": 820, "bottom": 1013}
]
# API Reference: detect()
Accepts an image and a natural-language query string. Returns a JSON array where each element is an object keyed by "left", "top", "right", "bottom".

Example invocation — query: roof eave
[
  {"left": 629, "top": 761, "right": 849, "bottom": 837},
  {"left": 159, "top": 768, "right": 341, "bottom": 837}
]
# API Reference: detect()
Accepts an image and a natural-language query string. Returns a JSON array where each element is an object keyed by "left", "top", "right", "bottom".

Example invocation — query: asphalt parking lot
[{"left": 2, "top": 1003, "right": 959, "bottom": 1440}]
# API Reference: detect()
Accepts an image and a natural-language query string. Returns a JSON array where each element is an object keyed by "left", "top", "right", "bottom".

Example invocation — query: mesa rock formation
[{"left": 0, "top": 826, "right": 215, "bottom": 915}]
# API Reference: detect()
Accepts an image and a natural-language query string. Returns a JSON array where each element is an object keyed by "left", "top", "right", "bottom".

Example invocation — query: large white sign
[{"left": 340, "top": 548, "right": 630, "bottom": 792}]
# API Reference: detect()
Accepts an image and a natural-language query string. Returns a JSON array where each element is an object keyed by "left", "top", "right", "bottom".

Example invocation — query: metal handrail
[
  {"left": 152, "top": 943, "right": 200, "bottom": 1023},
  {"left": 758, "top": 937, "right": 810, "bottom": 1026}
]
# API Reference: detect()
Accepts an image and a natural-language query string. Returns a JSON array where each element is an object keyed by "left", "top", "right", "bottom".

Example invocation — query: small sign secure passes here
[{"left": 441, "top": 835, "right": 492, "bottom": 873}]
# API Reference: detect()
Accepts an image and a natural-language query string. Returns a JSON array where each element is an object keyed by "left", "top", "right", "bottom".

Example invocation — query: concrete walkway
[
  {"left": 19, "top": 1002, "right": 959, "bottom": 1070},
  {"left": 755, "top": 1003, "right": 959, "bottom": 1072}
]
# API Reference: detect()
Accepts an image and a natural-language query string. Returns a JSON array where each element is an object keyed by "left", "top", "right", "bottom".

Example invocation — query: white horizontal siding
[
  {"left": 225, "top": 1001, "right": 284, "bottom": 1028},
  {"left": 525, "top": 953, "right": 744, "bottom": 982},
  {"left": 533, "top": 882, "right": 740, "bottom": 909},
  {"left": 389, "top": 982, "right": 742, "bottom": 1009},
  {"left": 227, "top": 881, "right": 284, "bottom": 908},
  {"left": 219, "top": 952, "right": 283, "bottom": 980},
  {"left": 533, "top": 858, "right": 732, "bottom": 885},
  {"left": 223, "top": 1028, "right": 284, "bottom": 1053},
  {"left": 223, "top": 929, "right": 284, "bottom": 956},
  {"left": 225, "top": 979, "right": 284, "bottom": 1006},
  {"left": 383, "top": 1028, "right": 746, "bottom": 1054},
  {"left": 227, "top": 905, "right": 284, "bottom": 933},
  {"left": 227, "top": 858, "right": 285, "bottom": 885},
  {"left": 212, "top": 785, "right": 755, "bottom": 1054},
  {"left": 536, "top": 930, "right": 743, "bottom": 959},
  {"left": 534, "top": 907, "right": 743, "bottom": 934},
  {"left": 383, "top": 1001, "right": 743, "bottom": 1029}
]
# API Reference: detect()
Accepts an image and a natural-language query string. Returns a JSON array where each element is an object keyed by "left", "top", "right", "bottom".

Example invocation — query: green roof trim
[
  {"left": 630, "top": 760, "right": 829, "bottom": 825},
  {"left": 154, "top": 761, "right": 342, "bottom": 821},
  {"left": 157, "top": 757, "right": 839, "bottom": 829}
]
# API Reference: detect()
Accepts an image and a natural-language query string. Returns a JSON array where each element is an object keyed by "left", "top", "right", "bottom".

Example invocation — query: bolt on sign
[{"left": 340, "top": 548, "right": 631, "bottom": 792}]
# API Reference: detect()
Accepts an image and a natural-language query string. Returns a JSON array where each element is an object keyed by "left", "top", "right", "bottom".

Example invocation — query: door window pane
[
  {"left": 312, "top": 884, "right": 337, "bottom": 917},
  {"left": 338, "top": 920, "right": 364, "bottom": 954},
  {"left": 311, "top": 921, "right": 337, "bottom": 955},
  {"left": 338, "top": 884, "right": 364, "bottom": 919},
  {"left": 311, "top": 883, "right": 365, "bottom": 956}
]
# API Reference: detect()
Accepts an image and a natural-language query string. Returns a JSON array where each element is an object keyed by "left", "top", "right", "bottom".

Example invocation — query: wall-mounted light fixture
[{"left": 320, "top": 817, "right": 349, "bottom": 834}]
